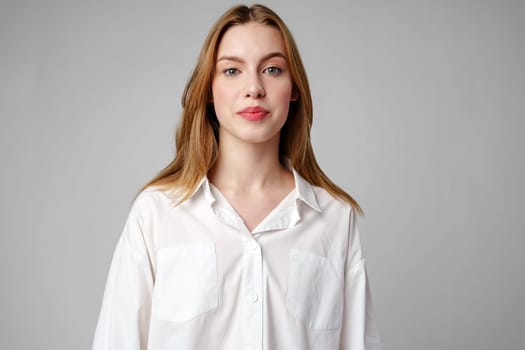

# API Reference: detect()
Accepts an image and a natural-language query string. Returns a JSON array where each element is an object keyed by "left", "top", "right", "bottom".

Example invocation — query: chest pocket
[
  {"left": 152, "top": 242, "right": 218, "bottom": 323},
  {"left": 286, "top": 248, "right": 344, "bottom": 330}
]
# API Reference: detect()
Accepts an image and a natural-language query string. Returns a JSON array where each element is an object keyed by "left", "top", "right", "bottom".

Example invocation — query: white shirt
[{"left": 92, "top": 169, "right": 382, "bottom": 350}]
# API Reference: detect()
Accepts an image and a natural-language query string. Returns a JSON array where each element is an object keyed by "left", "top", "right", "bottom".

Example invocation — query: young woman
[{"left": 93, "top": 4, "right": 382, "bottom": 350}]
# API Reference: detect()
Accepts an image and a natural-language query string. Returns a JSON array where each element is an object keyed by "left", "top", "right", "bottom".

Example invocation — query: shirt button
[
  {"left": 247, "top": 241, "right": 258, "bottom": 251},
  {"left": 247, "top": 293, "right": 259, "bottom": 303}
]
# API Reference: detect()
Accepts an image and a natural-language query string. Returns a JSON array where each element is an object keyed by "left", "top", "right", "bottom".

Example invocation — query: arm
[
  {"left": 92, "top": 198, "right": 154, "bottom": 350},
  {"left": 339, "top": 209, "right": 382, "bottom": 350}
]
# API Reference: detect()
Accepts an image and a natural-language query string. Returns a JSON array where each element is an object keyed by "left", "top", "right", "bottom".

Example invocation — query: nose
[{"left": 245, "top": 72, "right": 265, "bottom": 98}]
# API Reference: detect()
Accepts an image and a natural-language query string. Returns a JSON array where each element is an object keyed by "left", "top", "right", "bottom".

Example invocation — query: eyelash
[{"left": 222, "top": 66, "right": 283, "bottom": 77}]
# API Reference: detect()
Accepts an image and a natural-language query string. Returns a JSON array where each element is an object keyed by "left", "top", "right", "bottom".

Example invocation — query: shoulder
[
  {"left": 127, "top": 185, "right": 177, "bottom": 221},
  {"left": 311, "top": 184, "right": 356, "bottom": 217}
]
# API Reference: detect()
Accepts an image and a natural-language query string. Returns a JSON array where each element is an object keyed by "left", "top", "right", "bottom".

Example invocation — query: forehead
[{"left": 216, "top": 22, "right": 286, "bottom": 58}]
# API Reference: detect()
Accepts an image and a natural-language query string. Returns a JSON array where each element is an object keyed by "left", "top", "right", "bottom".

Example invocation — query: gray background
[{"left": 1, "top": 0, "right": 523, "bottom": 349}]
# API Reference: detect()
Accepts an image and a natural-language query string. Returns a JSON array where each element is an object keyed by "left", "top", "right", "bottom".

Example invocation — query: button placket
[{"left": 243, "top": 239, "right": 263, "bottom": 350}]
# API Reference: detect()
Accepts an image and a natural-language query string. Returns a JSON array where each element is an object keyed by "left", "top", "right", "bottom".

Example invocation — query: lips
[{"left": 237, "top": 106, "right": 269, "bottom": 121}]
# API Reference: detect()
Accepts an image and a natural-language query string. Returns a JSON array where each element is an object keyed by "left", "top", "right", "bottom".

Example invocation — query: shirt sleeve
[
  {"left": 92, "top": 197, "right": 154, "bottom": 350},
  {"left": 339, "top": 208, "right": 383, "bottom": 350}
]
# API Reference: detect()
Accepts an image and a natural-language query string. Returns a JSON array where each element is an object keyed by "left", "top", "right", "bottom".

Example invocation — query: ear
[{"left": 290, "top": 88, "right": 299, "bottom": 101}]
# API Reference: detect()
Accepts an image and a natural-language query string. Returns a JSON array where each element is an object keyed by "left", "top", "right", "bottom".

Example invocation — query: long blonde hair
[{"left": 140, "top": 4, "right": 363, "bottom": 215}]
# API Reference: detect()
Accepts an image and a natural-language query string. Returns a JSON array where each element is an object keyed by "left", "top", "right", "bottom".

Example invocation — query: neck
[{"left": 208, "top": 134, "right": 288, "bottom": 192}]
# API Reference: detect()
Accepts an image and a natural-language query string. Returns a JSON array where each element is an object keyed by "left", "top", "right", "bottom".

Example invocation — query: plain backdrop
[{"left": 1, "top": 0, "right": 524, "bottom": 349}]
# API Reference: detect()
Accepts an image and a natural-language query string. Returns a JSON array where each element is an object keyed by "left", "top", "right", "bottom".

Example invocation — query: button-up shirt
[{"left": 92, "top": 169, "right": 382, "bottom": 350}]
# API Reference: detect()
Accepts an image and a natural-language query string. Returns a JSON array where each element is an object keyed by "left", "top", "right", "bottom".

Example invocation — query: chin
[{"left": 221, "top": 128, "right": 282, "bottom": 146}]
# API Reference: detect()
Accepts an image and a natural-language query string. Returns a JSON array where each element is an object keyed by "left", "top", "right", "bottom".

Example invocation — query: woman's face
[{"left": 211, "top": 22, "right": 296, "bottom": 147}]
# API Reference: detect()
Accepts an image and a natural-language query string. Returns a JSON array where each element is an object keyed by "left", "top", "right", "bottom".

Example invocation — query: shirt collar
[
  {"left": 291, "top": 168, "right": 321, "bottom": 212},
  {"left": 192, "top": 167, "right": 321, "bottom": 213}
]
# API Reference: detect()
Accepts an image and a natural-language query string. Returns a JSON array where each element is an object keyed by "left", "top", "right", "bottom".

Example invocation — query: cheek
[
  {"left": 273, "top": 81, "right": 294, "bottom": 105},
  {"left": 212, "top": 82, "right": 234, "bottom": 110},
  {"left": 211, "top": 85, "right": 234, "bottom": 124}
]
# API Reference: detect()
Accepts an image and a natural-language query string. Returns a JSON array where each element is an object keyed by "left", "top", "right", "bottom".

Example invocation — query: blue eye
[
  {"left": 223, "top": 68, "right": 239, "bottom": 77},
  {"left": 264, "top": 66, "right": 282, "bottom": 75}
]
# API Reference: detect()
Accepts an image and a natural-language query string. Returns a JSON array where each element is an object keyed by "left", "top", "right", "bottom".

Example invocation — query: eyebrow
[{"left": 216, "top": 52, "right": 288, "bottom": 64}]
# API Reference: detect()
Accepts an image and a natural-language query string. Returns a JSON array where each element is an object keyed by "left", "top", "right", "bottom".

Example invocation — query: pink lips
[{"left": 237, "top": 106, "right": 269, "bottom": 121}]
